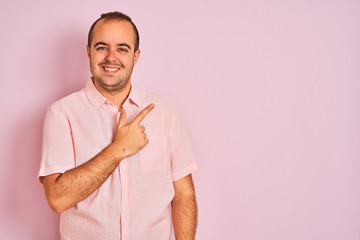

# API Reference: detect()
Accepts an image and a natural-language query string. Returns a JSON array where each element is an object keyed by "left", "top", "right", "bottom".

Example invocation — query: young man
[{"left": 39, "top": 12, "right": 198, "bottom": 240}]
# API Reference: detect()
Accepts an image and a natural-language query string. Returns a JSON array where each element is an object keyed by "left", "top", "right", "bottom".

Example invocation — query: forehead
[{"left": 92, "top": 19, "right": 135, "bottom": 46}]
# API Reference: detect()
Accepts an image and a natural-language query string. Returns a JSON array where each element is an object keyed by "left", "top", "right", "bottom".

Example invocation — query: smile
[{"left": 101, "top": 66, "right": 120, "bottom": 72}]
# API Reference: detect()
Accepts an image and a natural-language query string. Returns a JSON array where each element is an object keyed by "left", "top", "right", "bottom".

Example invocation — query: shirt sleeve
[
  {"left": 38, "top": 107, "right": 75, "bottom": 182},
  {"left": 169, "top": 108, "right": 198, "bottom": 182}
]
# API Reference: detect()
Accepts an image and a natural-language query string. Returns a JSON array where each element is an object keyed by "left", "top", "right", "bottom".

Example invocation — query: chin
[{"left": 105, "top": 80, "right": 129, "bottom": 91}]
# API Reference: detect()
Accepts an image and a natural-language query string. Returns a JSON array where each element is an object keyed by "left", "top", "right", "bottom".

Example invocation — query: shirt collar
[
  {"left": 127, "top": 85, "right": 142, "bottom": 108},
  {"left": 84, "top": 78, "right": 142, "bottom": 110}
]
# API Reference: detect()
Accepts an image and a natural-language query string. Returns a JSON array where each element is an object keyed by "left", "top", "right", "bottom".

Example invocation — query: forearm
[
  {"left": 43, "top": 143, "right": 124, "bottom": 213},
  {"left": 171, "top": 192, "right": 198, "bottom": 240}
]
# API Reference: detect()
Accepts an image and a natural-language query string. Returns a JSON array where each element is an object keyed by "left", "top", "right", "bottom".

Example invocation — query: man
[{"left": 38, "top": 12, "right": 198, "bottom": 240}]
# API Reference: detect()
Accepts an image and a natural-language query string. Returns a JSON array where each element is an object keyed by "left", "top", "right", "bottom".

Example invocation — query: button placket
[{"left": 119, "top": 160, "right": 129, "bottom": 239}]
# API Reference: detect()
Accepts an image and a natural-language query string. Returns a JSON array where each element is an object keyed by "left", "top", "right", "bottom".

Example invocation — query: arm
[
  {"left": 171, "top": 174, "right": 198, "bottom": 240},
  {"left": 42, "top": 104, "right": 154, "bottom": 213}
]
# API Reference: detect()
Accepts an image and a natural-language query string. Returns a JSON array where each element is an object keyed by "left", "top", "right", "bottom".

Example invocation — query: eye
[
  {"left": 96, "top": 46, "right": 107, "bottom": 51},
  {"left": 118, "top": 48, "right": 129, "bottom": 53}
]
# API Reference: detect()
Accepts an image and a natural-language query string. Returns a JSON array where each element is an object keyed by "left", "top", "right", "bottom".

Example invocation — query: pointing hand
[{"left": 112, "top": 104, "right": 154, "bottom": 158}]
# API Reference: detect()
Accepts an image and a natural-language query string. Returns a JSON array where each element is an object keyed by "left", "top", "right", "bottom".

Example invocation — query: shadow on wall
[{"left": 2, "top": 30, "right": 89, "bottom": 240}]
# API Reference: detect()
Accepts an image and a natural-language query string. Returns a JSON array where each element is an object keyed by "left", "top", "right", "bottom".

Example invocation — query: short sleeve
[
  {"left": 170, "top": 108, "right": 197, "bottom": 181},
  {"left": 38, "top": 108, "right": 75, "bottom": 182}
]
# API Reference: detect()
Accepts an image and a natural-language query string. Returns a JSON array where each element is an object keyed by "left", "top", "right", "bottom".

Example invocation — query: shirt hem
[
  {"left": 172, "top": 162, "right": 198, "bottom": 182},
  {"left": 38, "top": 165, "right": 74, "bottom": 183}
]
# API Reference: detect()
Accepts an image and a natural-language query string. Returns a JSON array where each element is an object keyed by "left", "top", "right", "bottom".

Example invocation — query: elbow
[
  {"left": 42, "top": 174, "right": 68, "bottom": 213},
  {"left": 46, "top": 196, "right": 69, "bottom": 214},
  {"left": 51, "top": 204, "right": 65, "bottom": 214}
]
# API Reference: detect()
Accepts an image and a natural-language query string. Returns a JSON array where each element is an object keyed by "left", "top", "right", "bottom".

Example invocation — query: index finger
[{"left": 132, "top": 104, "right": 154, "bottom": 125}]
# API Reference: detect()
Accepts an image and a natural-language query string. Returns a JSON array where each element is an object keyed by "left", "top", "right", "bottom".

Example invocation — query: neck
[{"left": 93, "top": 78, "right": 131, "bottom": 111}]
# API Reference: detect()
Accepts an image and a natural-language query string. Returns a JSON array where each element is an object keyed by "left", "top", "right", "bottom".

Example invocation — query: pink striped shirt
[{"left": 39, "top": 79, "right": 197, "bottom": 240}]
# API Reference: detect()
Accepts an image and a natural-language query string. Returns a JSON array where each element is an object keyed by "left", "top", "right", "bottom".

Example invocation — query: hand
[{"left": 112, "top": 104, "right": 154, "bottom": 158}]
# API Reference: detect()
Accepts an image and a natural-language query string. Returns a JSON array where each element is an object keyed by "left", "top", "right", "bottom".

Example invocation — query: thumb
[{"left": 118, "top": 108, "right": 127, "bottom": 128}]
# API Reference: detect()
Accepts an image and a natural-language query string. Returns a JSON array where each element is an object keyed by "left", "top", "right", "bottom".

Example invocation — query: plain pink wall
[{"left": 1, "top": 0, "right": 359, "bottom": 239}]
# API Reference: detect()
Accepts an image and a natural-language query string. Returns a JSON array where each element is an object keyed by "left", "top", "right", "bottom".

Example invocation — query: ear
[
  {"left": 133, "top": 49, "right": 141, "bottom": 66},
  {"left": 86, "top": 45, "right": 91, "bottom": 60}
]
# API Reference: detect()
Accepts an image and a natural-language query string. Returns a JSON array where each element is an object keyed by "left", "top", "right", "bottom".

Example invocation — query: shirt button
[
  {"left": 123, "top": 221, "right": 127, "bottom": 225},
  {"left": 121, "top": 166, "right": 126, "bottom": 170}
]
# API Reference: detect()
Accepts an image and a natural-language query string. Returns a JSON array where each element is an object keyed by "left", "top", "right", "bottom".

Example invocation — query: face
[{"left": 87, "top": 19, "right": 140, "bottom": 93}]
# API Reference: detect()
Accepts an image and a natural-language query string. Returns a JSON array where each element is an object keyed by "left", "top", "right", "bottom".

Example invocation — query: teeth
[{"left": 104, "top": 67, "right": 119, "bottom": 71}]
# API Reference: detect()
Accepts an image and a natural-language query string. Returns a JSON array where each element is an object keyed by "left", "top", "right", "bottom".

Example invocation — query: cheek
[
  {"left": 123, "top": 55, "right": 135, "bottom": 65},
  {"left": 91, "top": 57, "right": 103, "bottom": 67}
]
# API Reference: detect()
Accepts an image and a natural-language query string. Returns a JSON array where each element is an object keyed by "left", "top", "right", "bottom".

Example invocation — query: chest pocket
[{"left": 140, "top": 136, "right": 169, "bottom": 172}]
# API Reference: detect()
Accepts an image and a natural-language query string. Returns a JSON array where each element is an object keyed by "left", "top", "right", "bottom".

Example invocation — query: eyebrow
[{"left": 94, "top": 42, "right": 131, "bottom": 50}]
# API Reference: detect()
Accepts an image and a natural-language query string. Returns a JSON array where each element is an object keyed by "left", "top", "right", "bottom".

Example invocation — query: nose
[{"left": 105, "top": 49, "right": 117, "bottom": 62}]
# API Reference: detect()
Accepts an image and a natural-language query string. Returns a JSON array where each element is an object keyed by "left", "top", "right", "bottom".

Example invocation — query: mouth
[{"left": 100, "top": 65, "right": 121, "bottom": 73}]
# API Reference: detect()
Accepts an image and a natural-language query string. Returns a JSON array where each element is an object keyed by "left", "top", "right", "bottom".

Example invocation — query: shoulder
[{"left": 47, "top": 89, "right": 87, "bottom": 114}]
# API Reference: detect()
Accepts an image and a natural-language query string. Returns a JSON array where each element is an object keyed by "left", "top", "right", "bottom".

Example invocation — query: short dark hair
[{"left": 87, "top": 11, "right": 140, "bottom": 51}]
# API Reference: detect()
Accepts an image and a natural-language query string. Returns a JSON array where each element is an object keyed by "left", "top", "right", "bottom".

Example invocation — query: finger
[
  {"left": 118, "top": 108, "right": 127, "bottom": 128},
  {"left": 132, "top": 104, "right": 154, "bottom": 125}
]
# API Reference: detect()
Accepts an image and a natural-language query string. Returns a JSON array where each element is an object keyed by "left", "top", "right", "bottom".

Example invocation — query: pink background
[{"left": 1, "top": 0, "right": 359, "bottom": 239}]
